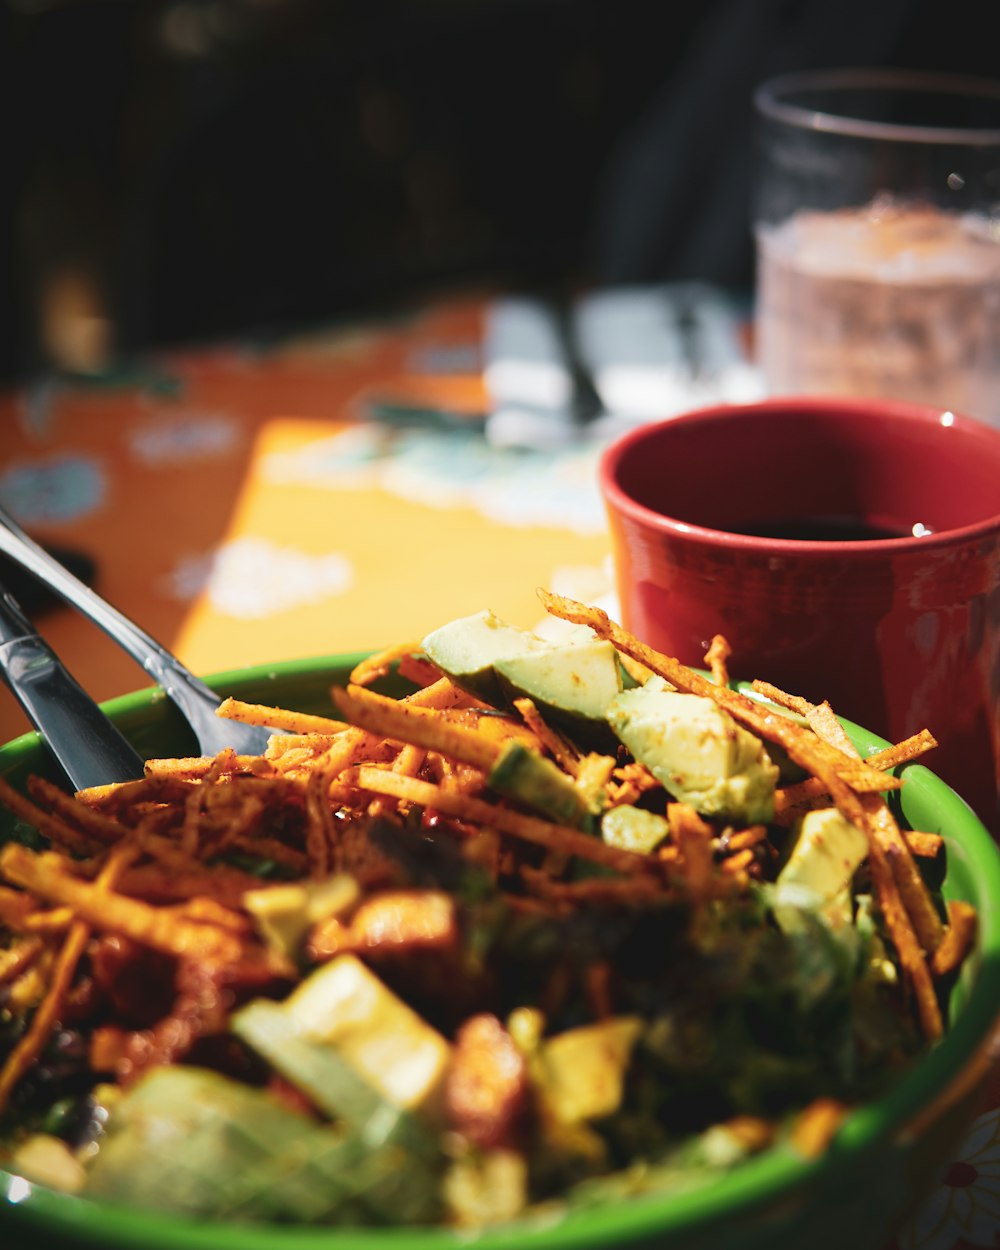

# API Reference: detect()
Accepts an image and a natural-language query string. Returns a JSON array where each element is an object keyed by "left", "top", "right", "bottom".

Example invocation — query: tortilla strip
[
  {"left": 536, "top": 591, "right": 900, "bottom": 794},
  {"left": 538, "top": 591, "right": 946, "bottom": 1037},
  {"left": 931, "top": 901, "right": 978, "bottom": 978},
  {"left": 0, "top": 843, "right": 135, "bottom": 1114},
  {"left": 796, "top": 701, "right": 944, "bottom": 957},
  {"left": 0, "top": 844, "right": 245, "bottom": 964},
  {"left": 332, "top": 684, "right": 501, "bottom": 772},
  {"left": 216, "top": 698, "right": 346, "bottom": 736},
  {"left": 0, "top": 775, "right": 105, "bottom": 856},
  {"left": 513, "top": 698, "right": 581, "bottom": 776},
  {"left": 349, "top": 641, "right": 423, "bottom": 687},
  {"left": 704, "top": 634, "right": 732, "bottom": 686},
  {"left": 343, "top": 766, "right": 658, "bottom": 878}
]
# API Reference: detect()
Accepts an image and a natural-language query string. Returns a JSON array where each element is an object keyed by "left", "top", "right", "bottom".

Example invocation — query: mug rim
[
  {"left": 598, "top": 396, "right": 1000, "bottom": 556},
  {"left": 753, "top": 67, "right": 1000, "bottom": 146}
]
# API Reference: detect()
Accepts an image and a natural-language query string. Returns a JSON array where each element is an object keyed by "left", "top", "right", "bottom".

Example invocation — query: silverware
[
  {"left": 0, "top": 504, "right": 272, "bottom": 759},
  {"left": 0, "top": 581, "right": 145, "bottom": 789}
]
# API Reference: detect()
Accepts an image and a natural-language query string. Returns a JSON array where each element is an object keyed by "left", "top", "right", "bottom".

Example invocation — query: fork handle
[{"left": 0, "top": 583, "right": 145, "bottom": 789}]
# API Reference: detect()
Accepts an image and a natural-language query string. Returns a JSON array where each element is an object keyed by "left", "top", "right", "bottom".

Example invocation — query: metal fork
[{"left": 0, "top": 503, "right": 272, "bottom": 759}]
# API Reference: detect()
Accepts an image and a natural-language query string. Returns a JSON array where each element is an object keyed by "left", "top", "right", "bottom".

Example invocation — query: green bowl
[{"left": 1, "top": 656, "right": 999, "bottom": 1250}]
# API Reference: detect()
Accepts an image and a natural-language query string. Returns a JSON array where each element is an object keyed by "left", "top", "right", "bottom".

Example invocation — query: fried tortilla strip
[
  {"left": 798, "top": 701, "right": 945, "bottom": 958},
  {"left": 519, "top": 867, "right": 662, "bottom": 904},
  {"left": 266, "top": 732, "right": 340, "bottom": 761},
  {"left": 607, "top": 761, "right": 661, "bottom": 807},
  {"left": 724, "top": 825, "right": 768, "bottom": 852},
  {"left": 333, "top": 685, "right": 501, "bottom": 772},
  {"left": 97, "top": 862, "right": 269, "bottom": 908},
  {"left": 216, "top": 697, "right": 345, "bottom": 736},
  {"left": 0, "top": 844, "right": 246, "bottom": 964},
  {"left": 514, "top": 698, "right": 581, "bottom": 776},
  {"left": 445, "top": 1013, "right": 528, "bottom": 1150},
  {"left": 137, "top": 753, "right": 272, "bottom": 784},
  {"left": 0, "top": 843, "right": 134, "bottom": 1115},
  {"left": 721, "top": 848, "right": 756, "bottom": 875},
  {"left": 774, "top": 733, "right": 939, "bottom": 825},
  {"left": 75, "top": 773, "right": 197, "bottom": 811},
  {"left": 537, "top": 594, "right": 944, "bottom": 1036},
  {"left": 867, "top": 730, "right": 938, "bottom": 771},
  {"left": 350, "top": 641, "right": 423, "bottom": 687},
  {"left": 0, "top": 918, "right": 91, "bottom": 1115},
  {"left": 0, "top": 935, "right": 44, "bottom": 987},
  {"left": 366, "top": 742, "right": 428, "bottom": 820},
  {"left": 669, "top": 803, "right": 717, "bottom": 898},
  {"left": 398, "top": 652, "right": 447, "bottom": 688},
  {"left": 0, "top": 885, "right": 38, "bottom": 930},
  {"left": 536, "top": 591, "right": 899, "bottom": 794},
  {"left": 26, "top": 776, "right": 135, "bottom": 848},
  {"left": 445, "top": 707, "right": 540, "bottom": 752},
  {"left": 308, "top": 889, "right": 457, "bottom": 961},
  {"left": 804, "top": 700, "right": 855, "bottom": 754},
  {"left": 0, "top": 775, "right": 104, "bottom": 856},
  {"left": 344, "top": 766, "right": 657, "bottom": 877},
  {"left": 789, "top": 1098, "right": 849, "bottom": 1158},
  {"left": 904, "top": 831, "right": 943, "bottom": 858},
  {"left": 705, "top": 634, "right": 731, "bottom": 687},
  {"left": 825, "top": 772, "right": 943, "bottom": 1039},
  {"left": 750, "top": 681, "right": 811, "bottom": 717},
  {"left": 931, "top": 900, "right": 978, "bottom": 978}
]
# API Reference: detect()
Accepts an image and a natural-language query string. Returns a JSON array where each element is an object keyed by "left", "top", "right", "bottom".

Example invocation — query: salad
[{"left": 0, "top": 592, "right": 975, "bottom": 1228}]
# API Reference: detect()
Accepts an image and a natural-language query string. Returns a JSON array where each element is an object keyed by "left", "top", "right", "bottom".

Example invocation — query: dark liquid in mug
[{"left": 730, "top": 516, "right": 922, "bottom": 542}]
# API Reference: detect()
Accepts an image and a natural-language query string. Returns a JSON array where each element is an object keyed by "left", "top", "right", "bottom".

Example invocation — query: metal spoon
[{"left": 0, "top": 504, "right": 272, "bottom": 758}]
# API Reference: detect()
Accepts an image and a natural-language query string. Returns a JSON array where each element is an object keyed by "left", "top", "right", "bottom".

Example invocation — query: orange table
[
  {"left": 0, "top": 295, "right": 613, "bottom": 744},
  {"left": 0, "top": 293, "right": 998, "bottom": 1250}
]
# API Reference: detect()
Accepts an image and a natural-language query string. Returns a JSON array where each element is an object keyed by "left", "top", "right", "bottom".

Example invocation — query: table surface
[{"left": 0, "top": 291, "right": 998, "bottom": 1250}]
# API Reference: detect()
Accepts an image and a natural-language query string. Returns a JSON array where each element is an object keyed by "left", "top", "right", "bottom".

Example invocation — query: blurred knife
[
  {"left": 0, "top": 582, "right": 145, "bottom": 790},
  {"left": 482, "top": 296, "right": 600, "bottom": 449}
]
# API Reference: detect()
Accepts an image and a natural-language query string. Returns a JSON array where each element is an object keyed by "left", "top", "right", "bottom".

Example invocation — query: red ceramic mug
[{"left": 599, "top": 396, "right": 1000, "bottom": 834}]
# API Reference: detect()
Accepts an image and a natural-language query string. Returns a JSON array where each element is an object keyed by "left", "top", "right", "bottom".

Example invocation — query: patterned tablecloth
[{"left": 0, "top": 293, "right": 997, "bottom": 1249}]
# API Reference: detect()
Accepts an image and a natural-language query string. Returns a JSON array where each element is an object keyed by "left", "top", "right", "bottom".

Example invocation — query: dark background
[{"left": 2, "top": 0, "right": 996, "bottom": 383}]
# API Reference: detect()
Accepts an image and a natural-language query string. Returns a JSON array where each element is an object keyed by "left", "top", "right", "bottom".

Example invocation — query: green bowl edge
[{"left": 0, "top": 656, "right": 997, "bottom": 1250}]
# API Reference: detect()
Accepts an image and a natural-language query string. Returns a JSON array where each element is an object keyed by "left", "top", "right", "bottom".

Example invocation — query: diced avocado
[
  {"left": 243, "top": 954, "right": 452, "bottom": 1116},
  {"left": 606, "top": 683, "right": 778, "bottom": 824},
  {"left": 422, "top": 610, "right": 551, "bottom": 704},
  {"left": 601, "top": 804, "right": 669, "bottom": 854},
  {"left": 776, "top": 807, "right": 869, "bottom": 929},
  {"left": 488, "top": 740, "right": 597, "bottom": 829},
  {"left": 85, "top": 1066, "right": 441, "bottom": 1224},
  {"left": 8, "top": 1134, "right": 87, "bottom": 1194},
  {"left": 442, "top": 1149, "right": 528, "bottom": 1227},
  {"left": 243, "top": 874, "right": 359, "bottom": 960},
  {"left": 536, "top": 1016, "right": 643, "bottom": 1125},
  {"left": 494, "top": 638, "right": 624, "bottom": 744}
]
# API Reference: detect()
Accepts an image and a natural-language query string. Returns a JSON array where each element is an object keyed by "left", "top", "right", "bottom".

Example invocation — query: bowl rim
[
  {"left": 597, "top": 396, "right": 1000, "bottom": 556},
  {"left": 2, "top": 653, "right": 1000, "bottom": 1250}
]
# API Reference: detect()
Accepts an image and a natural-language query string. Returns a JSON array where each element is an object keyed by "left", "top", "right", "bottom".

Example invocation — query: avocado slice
[
  {"left": 494, "top": 638, "right": 624, "bottom": 747},
  {"left": 535, "top": 1016, "right": 643, "bottom": 1125},
  {"left": 421, "top": 609, "right": 551, "bottom": 704},
  {"left": 488, "top": 740, "right": 598, "bottom": 830},
  {"left": 601, "top": 804, "right": 670, "bottom": 854},
  {"left": 233, "top": 954, "right": 452, "bottom": 1118},
  {"left": 775, "top": 806, "right": 869, "bottom": 930},
  {"left": 606, "top": 682, "right": 779, "bottom": 824},
  {"left": 85, "top": 1066, "right": 441, "bottom": 1224}
]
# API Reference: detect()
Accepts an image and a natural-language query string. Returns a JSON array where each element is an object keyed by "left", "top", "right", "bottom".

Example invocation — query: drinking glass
[{"left": 752, "top": 68, "right": 1000, "bottom": 426}]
